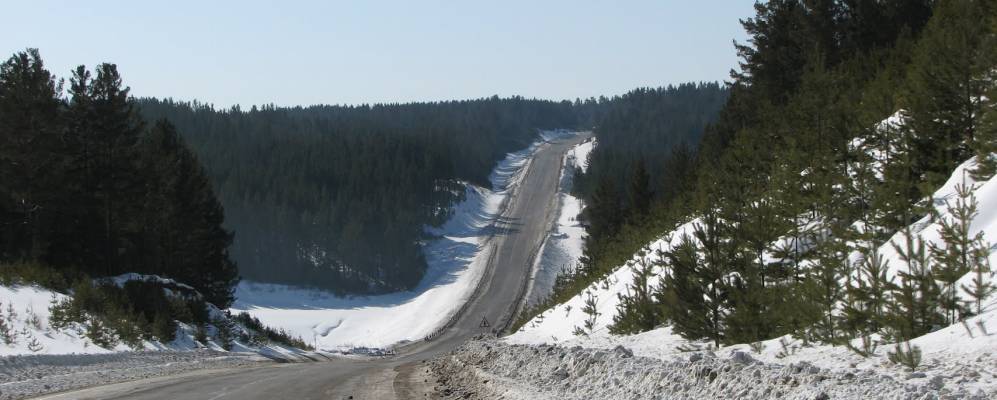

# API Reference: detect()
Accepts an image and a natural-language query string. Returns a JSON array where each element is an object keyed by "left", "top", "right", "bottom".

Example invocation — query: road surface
[{"left": 37, "top": 133, "right": 591, "bottom": 400}]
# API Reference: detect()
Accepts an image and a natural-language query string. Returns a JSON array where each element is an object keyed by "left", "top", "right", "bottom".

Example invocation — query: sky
[{"left": 1, "top": 1, "right": 756, "bottom": 107}]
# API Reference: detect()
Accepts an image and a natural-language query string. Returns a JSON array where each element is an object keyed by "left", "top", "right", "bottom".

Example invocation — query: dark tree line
[
  {"left": 138, "top": 97, "right": 581, "bottom": 294},
  {"left": 0, "top": 50, "right": 238, "bottom": 307},
  {"left": 576, "top": 83, "right": 729, "bottom": 242}
]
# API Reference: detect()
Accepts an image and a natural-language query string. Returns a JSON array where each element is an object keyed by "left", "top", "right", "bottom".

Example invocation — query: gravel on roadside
[
  {"left": 430, "top": 338, "right": 995, "bottom": 400},
  {"left": 0, "top": 350, "right": 271, "bottom": 400}
]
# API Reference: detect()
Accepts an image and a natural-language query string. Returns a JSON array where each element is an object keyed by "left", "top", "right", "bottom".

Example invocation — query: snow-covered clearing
[
  {"left": 509, "top": 151, "right": 997, "bottom": 396},
  {"left": 231, "top": 130, "right": 582, "bottom": 351},
  {"left": 526, "top": 137, "right": 594, "bottom": 307}
]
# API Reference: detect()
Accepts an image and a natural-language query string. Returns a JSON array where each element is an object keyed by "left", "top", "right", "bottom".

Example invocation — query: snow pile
[
  {"left": 232, "top": 130, "right": 582, "bottom": 351},
  {"left": 433, "top": 338, "right": 992, "bottom": 400},
  {"left": 526, "top": 137, "right": 595, "bottom": 306}
]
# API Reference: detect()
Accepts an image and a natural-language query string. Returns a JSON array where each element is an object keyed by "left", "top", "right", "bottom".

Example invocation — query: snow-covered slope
[
  {"left": 509, "top": 219, "right": 698, "bottom": 342},
  {"left": 0, "top": 285, "right": 114, "bottom": 356},
  {"left": 509, "top": 152, "right": 997, "bottom": 396},
  {"left": 0, "top": 279, "right": 314, "bottom": 359},
  {"left": 231, "top": 130, "right": 582, "bottom": 351}
]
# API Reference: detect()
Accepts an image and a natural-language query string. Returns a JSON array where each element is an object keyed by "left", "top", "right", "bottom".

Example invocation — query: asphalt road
[{"left": 38, "top": 133, "right": 590, "bottom": 400}]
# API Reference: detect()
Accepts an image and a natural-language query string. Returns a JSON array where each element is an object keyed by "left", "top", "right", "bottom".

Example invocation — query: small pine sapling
[
  {"left": 0, "top": 302, "right": 14, "bottom": 345},
  {"left": 930, "top": 175, "right": 987, "bottom": 322},
  {"left": 845, "top": 334, "right": 879, "bottom": 358},
  {"left": 26, "top": 336, "right": 43, "bottom": 352},
  {"left": 25, "top": 305, "right": 43, "bottom": 330},
  {"left": 775, "top": 337, "right": 799, "bottom": 359},
  {"left": 86, "top": 316, "right": 118, "bottom": 349},
  {"left": 749, "top": 341, "right": 765, "bottom": 354},
  {"left": 887, "top": 341, "right": 922, "bottom": 372},
  {"left": 573, "top": 291, "right": 600, "bottom": 336}
]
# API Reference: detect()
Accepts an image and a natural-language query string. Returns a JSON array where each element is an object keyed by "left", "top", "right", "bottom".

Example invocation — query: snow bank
[
  {"left": 232, "top": 130, "right": 582, "bottom": 351},
  {"left": 526, "top": 137, "right": 595, "bottom": 306},
  {"left": 436, "top": 337, "right": 993, "bottom": 400}
]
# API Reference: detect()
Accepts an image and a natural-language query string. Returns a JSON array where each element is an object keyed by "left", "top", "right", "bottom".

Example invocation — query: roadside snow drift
[{"left": 231, "top": 130, "right": 581, "bottom": 351}]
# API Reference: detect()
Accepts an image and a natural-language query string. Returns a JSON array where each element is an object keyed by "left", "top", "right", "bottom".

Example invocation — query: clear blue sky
[{"left": 2, "top": 1, "right": 756, "bottom": 107}]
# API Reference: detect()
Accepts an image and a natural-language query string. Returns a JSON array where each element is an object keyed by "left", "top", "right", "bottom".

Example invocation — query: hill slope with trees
[{"left": 138, "top": 97, "right": 580, "bottom": 293}]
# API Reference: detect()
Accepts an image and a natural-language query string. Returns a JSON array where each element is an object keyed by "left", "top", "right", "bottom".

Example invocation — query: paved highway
[{"left": 38, "top": 133, "right": 590, "bottom": 400}]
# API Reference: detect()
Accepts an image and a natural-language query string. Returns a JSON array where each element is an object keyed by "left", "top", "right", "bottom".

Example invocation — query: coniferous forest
[
  {"left": 138, "top": 98, "right": 580, "bottom": 293},
  {"left": 0, "top": 46, "right": 732, "bottom": 300},
  {"left": 0, "top": 51, "right": 238, "bottom": 307},
  {"left": 547, "top": 0, "right": 997, "bottom": 351}
]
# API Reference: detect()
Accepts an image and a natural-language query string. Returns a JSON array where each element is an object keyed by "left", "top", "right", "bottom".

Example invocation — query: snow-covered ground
[
  {"left": 508, "top": 150, "right": 997, "bottom": 397},
  {"left": 526, "top": 137, "right": 594, "bottom": 306},
  {"left": 231, "top": 130, "right": 583, "bottom": 351},
  {"left": 0, "top": 280, "right": 319, "bottom": 359}
]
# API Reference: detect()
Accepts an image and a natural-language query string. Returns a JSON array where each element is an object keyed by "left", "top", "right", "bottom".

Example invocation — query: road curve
[{"left": 36, "top": 133, "right": 591, "bottom": 400}]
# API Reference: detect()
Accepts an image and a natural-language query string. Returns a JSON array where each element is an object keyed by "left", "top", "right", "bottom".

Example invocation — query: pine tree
[
  {"left": 574, "top": 290, "right": 601, "bottom": 336},
  {"left": 805, "top": 221, "right": 849, "bottom": 345},
  {"left": 610, "top": 251, "right": 661, "bottom": 334},
  {"left": 64, "top": 63, "right": 145, "bottom": 275},
  {"left": 138, "top": 120, "right": 239, "bottom": 307},
  {"left": 0, "top": 49, "right": 65, "bottom": 262},
  {"left": 929, "top": 173, "right": 982, "bottom": 323},
  {"left": 627, "top": 159, "right": 652, "bottom": 217},
  {"left": 888, "top": 227, "right": 943, "bottom": 340},
  {"left": 906, "top": 0, "right": 992, "bottom": 194},
  {"left": 656, "top": 233, "right": 709, "bottom": 340},
  {"left": 969, "top": 3, "right": 997, "bottom": 181},
  {"left": 692, "top": 209, "right": 731, "bottom": 347}
]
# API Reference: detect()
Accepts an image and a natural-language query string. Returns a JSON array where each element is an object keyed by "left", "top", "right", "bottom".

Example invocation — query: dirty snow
[{"left": 433, "top": 338, "right": 993, "bottom": 400}]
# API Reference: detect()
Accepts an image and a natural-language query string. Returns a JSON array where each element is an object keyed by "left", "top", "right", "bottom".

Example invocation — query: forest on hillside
[
  {"left": 0, "top": 50, "right": 238, "bottom": 310},
  {"left": 139, "top": 98, "right": 584, "bottom": 293},
  {"left": 547, "top": 0, "right": 997, "bottom": 351}
]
